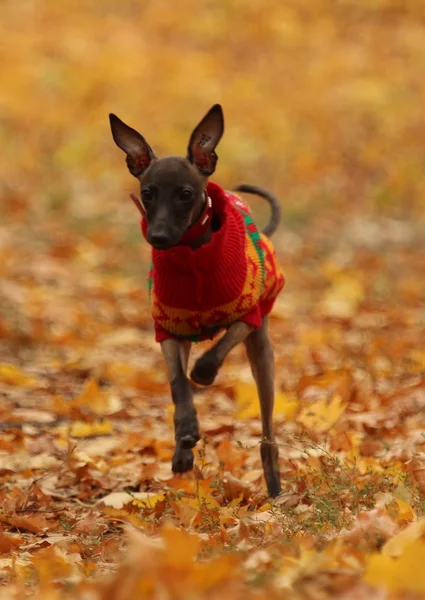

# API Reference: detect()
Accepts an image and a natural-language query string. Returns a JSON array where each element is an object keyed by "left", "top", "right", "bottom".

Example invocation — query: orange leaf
[
  {"left": 0, "top": 515, "right": 56, "bottom": 534},
  {"left": 161, "top": 524, "right": 200, "bottom": 568},
  {"left": 0, "top": 532, "right": 23, "bottom": 554}
]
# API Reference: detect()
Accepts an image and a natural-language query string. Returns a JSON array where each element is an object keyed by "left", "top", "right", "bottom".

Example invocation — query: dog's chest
[{"left": 149, "top": 202, "right": 265, "bottom": 339}]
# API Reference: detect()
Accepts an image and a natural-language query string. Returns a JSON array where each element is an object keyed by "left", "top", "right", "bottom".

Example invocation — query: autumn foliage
[{"left": 1, "top": 1, "right": 425, "bottom": 598}]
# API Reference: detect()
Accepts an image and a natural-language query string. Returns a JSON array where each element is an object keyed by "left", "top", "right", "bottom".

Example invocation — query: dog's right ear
[{"left": 109, "top": 114, "right": 156, "bottom": 177}]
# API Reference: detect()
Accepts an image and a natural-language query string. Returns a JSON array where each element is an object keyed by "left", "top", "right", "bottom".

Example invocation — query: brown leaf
[{"left": 221, "top": 472, "right": 253, "bottom": 502}]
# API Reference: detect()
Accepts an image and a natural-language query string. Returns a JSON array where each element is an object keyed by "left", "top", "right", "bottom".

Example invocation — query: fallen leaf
[
  {"left": 297, "top": 395, "right": 347, "bottom": 433},
  {"left": 100, "top": 491, "right": 165, "bottom": 509},
  {"left": 0, "top": 532, "right": 23, "bottom": 554},
  {"left": 222, "top": 472, "right": 253, "bottom": 502},
  {"left": 234, "top": 380, "right": 299, "bottom": 420},
  {"left": 382, "top": 518, "right": 425, "bottom": 557},
  {"left": 0, "top": 515, "right": 56, "bottom": 534},
  {"left": 364, "top": 538, "right": 425, "bottom": 593},
  {"left": 161, "top": 523, "right": 200, "bottom": 567},
  {"left": 0, "top": 364, "right": 36, "bottom": 387},
  {"left": 320, "top": 274, "right": 364, "bottom": 319},
  {"left": 31, "top": 546, "right": 80, "bottom": 586},
  {"left": 73, "top": 379, "right": 115, "bottom": 415},
  {"left": 66, "top": 420, "right": 113, "bottom": 438}
]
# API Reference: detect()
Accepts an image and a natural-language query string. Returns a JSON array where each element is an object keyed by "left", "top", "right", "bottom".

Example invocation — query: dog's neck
[{"left": 179, "top": 191, "right": 213, "bottom": 250}]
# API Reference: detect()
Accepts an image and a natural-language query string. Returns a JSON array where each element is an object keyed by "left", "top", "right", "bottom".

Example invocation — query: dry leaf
[
  {"left": 320, "top": 274, "right": 364, "bottom": 319},
  {"left": 0, "top": 532, "right": 23, "bottom": 554},
  {"left": 364, "top": 538, "right": 425, "bottom": 593},
  {"left": 382, "top": 518, "right": 425, "bottom": 558},
  {"left": 0, "top": 515, "right": 56, "bottom": 534},
  {"left": 100, "top": 492, "right": 165, "bottom": 509},
  {"left": 67, "top": 420, "right": 113, "bottom": 438},
  {"left": 297, "top": 395, "right": 347, "bottom": 433},
  {"left": 0, "top": 364, "right": 36, "bottom": 387}
]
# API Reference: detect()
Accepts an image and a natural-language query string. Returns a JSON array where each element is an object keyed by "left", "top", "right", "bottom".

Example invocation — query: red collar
[{"left": 137, "top": 193, "right": 213, "bottom": 247}]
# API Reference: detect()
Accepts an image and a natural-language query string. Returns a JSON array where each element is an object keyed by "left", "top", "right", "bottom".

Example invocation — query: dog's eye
[
  {"left": 179, "top": 189, "right": 193, "bottom": 202},
  {"left": 142, "top": 189, "right": 153, "bottom": 202}
]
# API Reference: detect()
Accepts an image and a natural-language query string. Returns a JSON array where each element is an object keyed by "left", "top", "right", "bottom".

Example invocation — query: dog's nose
[{"left": 150, "top": 231, "right": 170, "bottom": 248}]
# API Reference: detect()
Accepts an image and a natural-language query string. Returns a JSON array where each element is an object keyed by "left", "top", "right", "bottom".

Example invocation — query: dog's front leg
[
  {"left": 161, "top": 338, "right": 199, "bottom": 473},
  {"left": 191, "top": 321, "right": 253, "bottom": 386}
]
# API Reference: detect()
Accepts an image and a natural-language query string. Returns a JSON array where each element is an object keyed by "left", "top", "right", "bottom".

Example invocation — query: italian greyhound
[{"left": 109, "top": 105, "right": 283, "bottom": 497}]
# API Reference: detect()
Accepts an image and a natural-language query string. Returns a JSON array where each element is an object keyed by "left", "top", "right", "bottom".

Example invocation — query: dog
[{"left": 109, "top": 105, "right": 285, "bottom": 497}]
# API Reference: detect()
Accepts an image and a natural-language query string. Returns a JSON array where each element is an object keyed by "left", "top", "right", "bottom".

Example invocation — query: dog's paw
[
  {"left": 172, "top": 446, "right": 194, "bottom": 473},
  {"left": 191, "top": 353, "right": 219, "bottom": 386},
  {"left": 260, "top": 440, "right": 281, "bottom": 498},
  {"left": 174, "top": 407, "right": 200, "bottom": 449}
]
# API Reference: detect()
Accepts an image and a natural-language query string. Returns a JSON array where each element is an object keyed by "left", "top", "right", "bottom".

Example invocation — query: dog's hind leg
[
  {"left": 244, "top": 318, "right": 281, "bottom": 497},
  {"left": 161, "top": 338, "right": 199, "bottom": 473},
  {"left": 190, "top": 321, "right": 252, "bottom": 386}
]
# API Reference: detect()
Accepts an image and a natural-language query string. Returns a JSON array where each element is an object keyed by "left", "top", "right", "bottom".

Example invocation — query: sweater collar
[
  {"left": 150, "top": 182, "right": 246, "bottom": 272},
  {"left": 178, "top": 193, "right": 212, "bottom": 245}
]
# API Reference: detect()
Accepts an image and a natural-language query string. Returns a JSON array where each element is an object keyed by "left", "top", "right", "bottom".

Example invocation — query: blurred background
[{"left": 1, "top": 0, "right": 425, "bottom": 373}]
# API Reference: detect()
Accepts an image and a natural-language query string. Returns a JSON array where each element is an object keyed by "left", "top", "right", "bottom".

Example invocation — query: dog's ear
[
  {"left": 187, "top": 104, "right": 224, "bottom": 176},
  {"left": 109, "top": 114, "right": 156, "bottom": 177}
]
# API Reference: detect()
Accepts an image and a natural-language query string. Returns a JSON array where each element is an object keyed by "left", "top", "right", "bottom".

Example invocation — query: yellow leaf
[
  {"left": 320, "top": 274, "right": 364, "bottom": 319},
  {"left": 377, "top": 491, "right": 415, "bottom": 522},
  {"left": 101, "top": 491, "right": 164, "bottom": 509},
  {"left": 297, "top": 395, "right": 346, "bottom": 433},
  {"left": 132, "top": 493, "right": 165, "bottom": 509},
  {"left": 183, "top": 478, "right": 221, "bottom": 511},
  {"left": 74, "top": 379, "right": 111, "bottom": 415},
  {"left": 103, "top": 362, "right": 167, "bottom": 393},
  {"left": 69, "top": 420, "right": 113, "bottom": 438},
  {"left": 275, "top": 392, "right": 299, "bottom": 420},
  {"left": 234, "top": 380, "right": 258, "bottom": 418},
  {"left": 102, "top": 507, "right": 145, "bottom": 530},
  {"left": 364, "top": 539, "right": 425, "bottom": 593},
  {"left": 394, "top": 498, "right": 415, "bottom": 522},
  {"left": 382, "top": 518, "right": 425, "bottom": 557},
  {"left": 188, "top": 494, "right": 220, "bottom": 511},
  {"left": 234, "top": 380, "right": 299, "bottom": 420},
  {"left": 0, "top": 363, "right": 35, "bottom": 386}
]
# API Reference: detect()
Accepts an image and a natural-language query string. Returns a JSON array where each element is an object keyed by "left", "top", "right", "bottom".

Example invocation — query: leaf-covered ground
[{"left": 1, "top": 1, "right": 425, "bottom": 598}]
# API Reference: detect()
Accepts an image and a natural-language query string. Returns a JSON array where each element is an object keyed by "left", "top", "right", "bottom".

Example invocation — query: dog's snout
[{"left": 149, "top": 231, "right": 170, "bottom": 249}]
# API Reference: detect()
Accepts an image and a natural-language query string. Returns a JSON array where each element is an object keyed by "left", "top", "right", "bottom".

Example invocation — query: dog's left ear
[{"left": 187, "top": 104, "right": 224, "bottom": 176}]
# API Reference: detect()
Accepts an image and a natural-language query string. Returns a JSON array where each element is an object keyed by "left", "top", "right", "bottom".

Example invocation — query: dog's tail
[{"left": 233, "top": 184, "right": 281, "bottom": 237}]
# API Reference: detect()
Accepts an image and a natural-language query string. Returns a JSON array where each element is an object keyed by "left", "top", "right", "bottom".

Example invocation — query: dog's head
[{"left": 109, "top": 105, "right": 224, "bottom": 250}]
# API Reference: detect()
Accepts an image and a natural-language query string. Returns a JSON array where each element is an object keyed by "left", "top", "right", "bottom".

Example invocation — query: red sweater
[{"left": 142, "top": 182, "right": 284, "bottom": 342}]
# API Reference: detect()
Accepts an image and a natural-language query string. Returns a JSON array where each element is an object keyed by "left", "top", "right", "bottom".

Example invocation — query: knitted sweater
[{"left": 143, "top": 181, "right": 285, "bottom": 342}]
